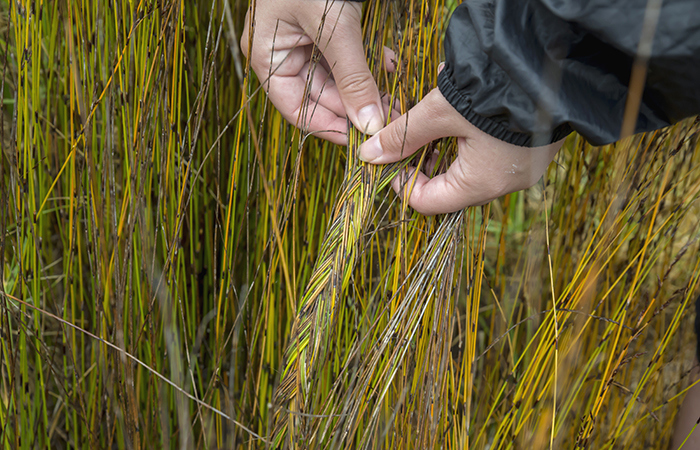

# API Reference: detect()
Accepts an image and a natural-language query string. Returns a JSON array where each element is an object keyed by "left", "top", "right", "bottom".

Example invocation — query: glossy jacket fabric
[{"left": 438, "top": 0, "right": 700, "bottom": 146}]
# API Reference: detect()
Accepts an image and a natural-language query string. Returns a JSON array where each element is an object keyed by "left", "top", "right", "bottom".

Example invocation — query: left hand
[{"left": 240, "top": 0, "right": 398, "bottom": 145}]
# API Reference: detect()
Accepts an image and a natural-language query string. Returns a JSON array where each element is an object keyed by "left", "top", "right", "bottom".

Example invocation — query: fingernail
[
  {"left": 357, "top": 105, "right": 384, "bottom": 135},
  {"left": 359, "top": 135, "right": 383, "bottom": 162}
]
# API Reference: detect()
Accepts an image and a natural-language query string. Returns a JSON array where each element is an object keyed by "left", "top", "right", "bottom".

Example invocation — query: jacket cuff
[{"left": 438, "top": 68, "right": 573, "bottom": 147}]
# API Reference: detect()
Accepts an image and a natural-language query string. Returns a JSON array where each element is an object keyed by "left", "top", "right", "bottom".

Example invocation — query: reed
[{"left": 0, "top": 0, "right": 699, "bottom": 449}]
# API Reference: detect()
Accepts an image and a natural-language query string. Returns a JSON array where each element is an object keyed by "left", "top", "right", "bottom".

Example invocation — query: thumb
[
  {"left": 358, "top": 89, "right": 460, "bottom": 164},
  {"left": 312, "top": 3, "right": 385, "bottom": 135}
]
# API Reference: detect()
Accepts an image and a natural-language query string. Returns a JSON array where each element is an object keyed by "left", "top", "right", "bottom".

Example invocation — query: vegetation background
[{"left": 1, "top": 0, "right": 699, "bottom": 448}]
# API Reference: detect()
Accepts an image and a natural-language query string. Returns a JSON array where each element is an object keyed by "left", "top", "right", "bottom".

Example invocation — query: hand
[
  {"left": 359, "top": 88, "right": 564, "bottom": 215},
  {"left": 240, "top": 0, "right": 397, "bottom": 145}
]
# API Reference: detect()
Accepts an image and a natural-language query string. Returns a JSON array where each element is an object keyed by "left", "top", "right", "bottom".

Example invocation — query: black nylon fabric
[{"left": 439, "top": 0, "right": 700, "bottom": 147}]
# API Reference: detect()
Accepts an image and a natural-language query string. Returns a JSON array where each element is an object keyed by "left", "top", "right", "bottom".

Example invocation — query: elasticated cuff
[{"left": 438, "top": 67, "right": 573, "bottom": 148}]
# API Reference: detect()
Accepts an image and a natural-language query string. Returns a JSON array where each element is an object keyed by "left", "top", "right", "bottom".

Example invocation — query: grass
[{"left": 1, "top": 0, "right": 699, "bottom": 448}]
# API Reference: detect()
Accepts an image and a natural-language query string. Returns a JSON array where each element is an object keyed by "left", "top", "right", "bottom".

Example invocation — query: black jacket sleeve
[{"left": 438, "top": 0, "right": 700, "bottom": 147}]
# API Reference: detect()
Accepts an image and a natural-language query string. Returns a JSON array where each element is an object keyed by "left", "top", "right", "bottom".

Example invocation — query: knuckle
[
  {"left": 323, "top": 5, "right": 362, "bottom": 34},
  {"left": 335, "top": 71, "right": 373, "bottom": 97},
  {"left": 451, "top": 158, "right": 476, "bottom": 191},
  {"left": 384, "top": 120, "right": 410, "bottom": 153},
  {"left": 404, "top": 179, "right": 433, "bottom": 215}
]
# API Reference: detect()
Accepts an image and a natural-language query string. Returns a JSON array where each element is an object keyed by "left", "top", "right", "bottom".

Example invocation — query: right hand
[
  {"left": 359, "top": 88, "right": 565, "bottom": 215},
  {"left": 241, "top": 0, "right": 398, "bottom": 145}
]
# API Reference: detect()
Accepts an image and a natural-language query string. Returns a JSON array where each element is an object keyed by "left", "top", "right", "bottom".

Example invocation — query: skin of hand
[
  {"left": 240, "top": 0, "right": 398, "bottom": 145},
  {"left": 359, "top": 87, "right": 565, "bottom": 215},
  {"left": 242, "top": 1, "right": 560, "bottom": 214}
]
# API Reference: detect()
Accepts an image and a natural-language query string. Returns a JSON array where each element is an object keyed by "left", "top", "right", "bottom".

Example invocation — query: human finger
[
  {"left": 309, "top": 2, "right": 386, "bottom": 135},
  {"left": 394, "top": 135, "right": 565, "bottom": 215},
  {"left": 391, "top": 147, "right": 495, "bottom": 215},
  {"left": 358, "top": 88, "right": 464, "bottom": 164}
]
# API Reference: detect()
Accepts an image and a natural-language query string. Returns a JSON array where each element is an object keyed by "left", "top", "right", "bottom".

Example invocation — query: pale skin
[
  {"left": 241, "top": 0, "right": 562, "bottom": 215},
  {"left": 244, "top": 0, "right": 700, "bottom": 445},
  {"left": 240, "top": 0, "right": 398, "bottom": 145}
]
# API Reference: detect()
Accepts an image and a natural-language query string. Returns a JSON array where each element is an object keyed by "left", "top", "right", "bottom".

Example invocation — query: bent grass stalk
[{"left": 270, "top": 126, "right": 404, "bottom": 447}]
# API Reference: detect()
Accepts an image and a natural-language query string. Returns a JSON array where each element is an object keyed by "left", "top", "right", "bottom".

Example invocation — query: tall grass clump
[{"left": 1, "top": 0, "right": 699, "bottom": 448}]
